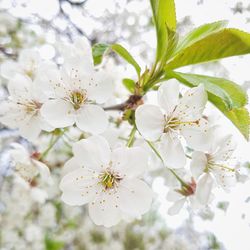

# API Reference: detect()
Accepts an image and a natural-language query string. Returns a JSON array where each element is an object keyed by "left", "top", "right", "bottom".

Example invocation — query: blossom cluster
[{"left": 0, "top": 35, "right": 248, "bottom": 228}]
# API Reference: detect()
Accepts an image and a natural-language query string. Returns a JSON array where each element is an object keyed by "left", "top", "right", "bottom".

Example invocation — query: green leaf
[
  {"left": 166, "top": 28, "right": 250, "bottom": 69},
  {"left": 111, "top": 44, "right": 141, "bottom": 77},
  {"left": 92, "top": 43, "right": 109, "bottom": 65},
  {"left": 150, "top": 0, "right": 176, "bottom": 62},
  {"left": 122, "top": 78, "right": 135, "bottom": 93},
  {"left": 175, "top": 21, "right": 227, "bottom": 54},
  {"left": 167, "top": 71, "right": 249, "bottom": 140},
  {"left": 45, "top": 237, "right": 64, "bottom": 250}
]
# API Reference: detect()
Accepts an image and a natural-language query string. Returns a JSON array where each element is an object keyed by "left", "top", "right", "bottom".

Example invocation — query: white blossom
[
  {"left": 0, "top": 74, "right": 53, "bottom": 140},
  {"left": 60, "top": 135, "right": 153, "bottom": 227},
  {"left": 190, "top": 134, "right": 238, "bottom": 204},
  {"left": 136, "top": 80, "right": 209, "bottom": 168},
  {"left": 9, "top": 143, "right": 51, "bottom": 183},
  {"left": 1, "top": 48, "right": 57, "bottom": 81},
  {"left": 40, "top": 38, "right": 114, "bottom": 134}
]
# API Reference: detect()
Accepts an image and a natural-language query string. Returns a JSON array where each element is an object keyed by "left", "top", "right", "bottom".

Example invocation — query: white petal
[
  {"left": 181, "top": 118, "right": 216, "bottom": 151},
  {"left": 60, "top": 168, "right": 99, "bottom": 206},
  {"left": 88, "top": 192, "right": 122, "bottom": 227},
  {"left": 174, "top": 84, "right": 207, "bottom": 121},
  {"left": 166, "top": 189, "right": 183, "bottom": 202},
  {"left": 190, "top": 151, "right": 207, "bottom": 179},
  {"left": 8, "top": 74, "right": 33, "bottom": 100},
  {"left": 158, "top": 80, "right": 179, "bottom": 114},
  {"left": 75, "top": 104, "right": 108, "bottom": 134},
  {"left": 72, "top": 135, "right": 111, "bottom": 171},
  {"left": 117, "top": 178, "right": 153, "bottom": 217},
  {"left": 33, "top": 160, "right": 52, "bottom": 182},
  {"left": 212, "top": 135, "right": 236, "bottom": 162},
  {"left": 62, "top": 157, "right": 81, "bottom": 176},
  {"left": 159, "top": 133, "right": 186, "bottom": 168},
  {"left": 85, "top": 70, "right": 114, "bottom": 103},
  {"left": 111, "top": 146, "right": 148, "bottom": 178},
  {"left": 19, "top": 115, "right": 42, "bottom": 141},
  {"left": 18, "top": 48, "right": 40, "bottom": 66},
  {"left": 135, "top": 104, "right": 165, "bottom": 141},
  {"left": 213, "top": 168, "right": 236, "bottom": 190},
  {"left": 196, "top": 173, "right": 214, "bottom": 205},
  {"left": 0, "top": 60, "right": 21, "bottom": 79},
  {"left": 41, "top": 99, "right": 75, "bottom": 128},
  {"left": 168, "top": 198, "right": 186, "bottom": 215}
]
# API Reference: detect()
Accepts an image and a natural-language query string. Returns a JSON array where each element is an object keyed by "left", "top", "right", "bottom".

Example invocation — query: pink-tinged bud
[{"left": 176, "top": 178, "right": 196, "bottom": 197}]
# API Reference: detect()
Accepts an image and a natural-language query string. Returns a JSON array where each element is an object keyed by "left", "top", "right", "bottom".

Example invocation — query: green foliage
[
  {"left": 167, "top": 71, "right": 249, "bottom": 140},
  {"left": 111, "top": 44, "right": 141, "bottom": 77},
  {"left": 92, "top": 43, "right": 109, "bottom": 65},
  {"left": 174, "top": 21, "right": 227, "bottom": 54},
  {"left": 122, "top": 78, "right": 136, "bottom": 93},
  {"left": 45, "top": 236, "right": 64, "bottom": 250},
  {"left": 166, "top": 28, "right": 250, "bottom": 69},
  {"left": 150, "top": 0, "right": 177, "bottom": 63},
  {"left": 90, "top": 230, "right": 106, "bottom": 244}
]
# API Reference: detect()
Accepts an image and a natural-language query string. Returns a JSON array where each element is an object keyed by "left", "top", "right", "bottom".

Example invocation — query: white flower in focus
[
  {"left": 190, "top": 135, "right": 237, "bottom": 204},
  {"left": 1, "top": 48, "right": 57, "bottom": 81},
  {"left": 0, "top": 74, "right": 53, "bottom": 140},
  {"left": 136, "top": 80, "right": 209, "bottom": 168},
  {"left": 60, "top": 135, "right": 153, "bottom": 227},
  {"left": 9, "top": 143, "right": 51, "bottom": 183},
  {"left": 41, "top": 38, "right": 114, "bottom": 134}
]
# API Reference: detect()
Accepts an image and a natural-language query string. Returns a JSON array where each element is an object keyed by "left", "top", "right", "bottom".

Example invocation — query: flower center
[
  {"left": 164, "top": 116, "right": 199, "bottom": 133},
  {"left": 98, "top": 170, "right": 122, "bottom": 190},
  {"left": 17, "top": 100, "right": 42, "bottom": 114},
  {"left": 70, "top": 91, "right": 87, "bottom": 110}
]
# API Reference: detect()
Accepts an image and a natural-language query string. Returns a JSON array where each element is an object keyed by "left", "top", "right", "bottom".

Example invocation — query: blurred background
[{"left": 0, "top": 0, "right": 250, "bottom": 249}]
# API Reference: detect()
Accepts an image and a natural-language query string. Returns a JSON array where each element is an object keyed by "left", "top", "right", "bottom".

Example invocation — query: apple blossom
[
  {"left": 40, "top": 38, "right": 114, "bottom": 134},
  {"left": 136, "top": 80, "right": 210, "bottom": 168},
  {"left": 60, "top": 135, "right": 153, "bottom": 227}
]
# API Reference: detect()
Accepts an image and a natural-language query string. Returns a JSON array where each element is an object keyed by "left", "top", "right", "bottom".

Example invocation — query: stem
[
  {"left": 146, "top": 140, "right": 187, "bottom": 186},
  {"left": 126, "top": 125, "right": 137, "bottom": 147},
  {"left": 39, "top": 130, "right": 65, "bottom": 160}
]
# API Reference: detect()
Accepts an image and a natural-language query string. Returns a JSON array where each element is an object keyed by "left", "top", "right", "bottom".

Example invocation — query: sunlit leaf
[
  {"left": 123, "top": 78, "right": 135, "bottom": 93},
  {"left": 150, "top": 0, "right": 176, "bottom": 62},
  {"left": 166, "top": 28, "right": 250, "bottom": 69},
  {"left": 92, "top": 43, "right": 109, "bottom": 65},
  {"left": 111, "top": 44, "right": 141, "bottom": 77}
]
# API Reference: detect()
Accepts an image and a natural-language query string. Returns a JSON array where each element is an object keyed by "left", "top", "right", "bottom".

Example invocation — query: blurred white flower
[
  {"left": 1, "top": 48, "right": 57, "bottom": 81},
  {"left": 9, "top": 143, "right": 51, "bottom": 183},
  {"left": 0, "top": 12, "right": 17, "bottom": 35},
  {"left": 40, "top": 38, "right": 114, "bottom": 134},
  {"left": 0, "top": 74, "right": 53, "bottom": 140},
  {"left": 60, "top": 135, "right": 153, "bottom": 227},
  {"left": 136, "top": 80, "right": 209, "bottom": 168}
]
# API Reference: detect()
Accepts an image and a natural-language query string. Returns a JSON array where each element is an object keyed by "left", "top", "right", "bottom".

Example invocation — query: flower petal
[
  {"left": 159, "top": 133, "right": 186, "bottom": 168},
  {"left": 117, "top": 178, "right": 153, "bottom": 217},
  {"left": 41, "top": 99, "right": 75, "bottom": 128},
  {"left": 76, "top": 104, "right": 108, "bottom": 134},
  {"left": 72, "top": 135, "right": 111, "bottom": 172},
  {"left": 174, "top": 84, "right": 207, "bottom": 121},
  {"left": 190, "top": 151, "right": 207, "bottom": 179},
  {"left": 0, "top": 60, "right": 20, "bottom": 79},
  {"left": 181, "top": 118, "right": 213, "bottom": 151},
  {"left": 111, "top": 146, "right": 148, "bottom": 178},
  {"left": 166, "top": 189, "right": 183, "bottom": 202},
  {"left": 85, "top": 70, "right": 114, "bottom": 104},
  {"left": 158, "top": 79, "right": 179, "bottom": 114},
  {"left": 195, "top": 173, "right": 214, "bottom": 205},
  {"left": 135, "top": 104, "right": 165, "bottom": 141},
  {"left": 168, "top": 198, "right": 186, "bottom": 215},
  {"left": 88, "top": 192, "right": 122, "bottom": 227},
  {"left": 60, "top": 168, "right": 99, "bottom": 206}
]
